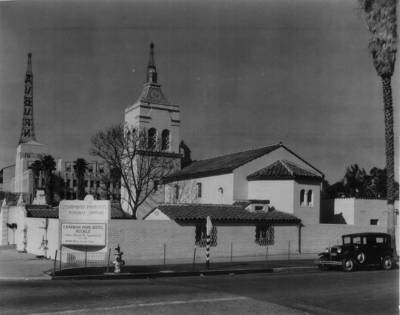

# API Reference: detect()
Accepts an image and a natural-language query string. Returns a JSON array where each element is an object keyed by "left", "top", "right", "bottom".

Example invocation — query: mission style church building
[{"left": 125, "top": 44, "right": 324, "bottom": 225}]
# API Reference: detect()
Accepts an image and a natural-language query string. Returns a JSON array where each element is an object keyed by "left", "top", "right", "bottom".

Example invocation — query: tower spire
[
  {"left": 146, "top": 42, "right": 158, "bottom": 83},
  {"left": 19, "top": 52, "right": 36, "bottom": 144}
]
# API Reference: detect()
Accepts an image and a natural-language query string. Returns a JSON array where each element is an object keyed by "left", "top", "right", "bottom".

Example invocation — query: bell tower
[
  {"left": 122, "top": 44, "right": 181, "bottom": 218},
  {"left": 124, "top": 43, "right": 181, "bottom": 153},
  {"left": 14, "top": 53, "right": 48, "bottom": 194}
]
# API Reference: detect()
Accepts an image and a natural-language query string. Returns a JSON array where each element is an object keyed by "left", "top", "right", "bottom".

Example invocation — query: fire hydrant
[{"left": 113, "top": 245, "right": 125, "bottom": 273}]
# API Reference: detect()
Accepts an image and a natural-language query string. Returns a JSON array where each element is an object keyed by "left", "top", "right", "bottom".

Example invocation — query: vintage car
[{"left": 317, "top": 232, "right": 394, "bottom": 272}]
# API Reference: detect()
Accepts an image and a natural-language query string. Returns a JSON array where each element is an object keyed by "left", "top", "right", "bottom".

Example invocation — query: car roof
[{"left": 342, "top": 232, "right": 390, "bottom": 238}]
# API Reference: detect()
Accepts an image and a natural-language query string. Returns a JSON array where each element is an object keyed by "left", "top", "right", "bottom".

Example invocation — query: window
[
  {"left": 161, "top": 129, "right": 170, "bottom": 151},
  {"left": 154, "top": 180, "right": 159, "bottom": 192},
  {"left": 255, "top": 225, "right": 274, "bottom": 246},
  {"left": 90, "top": 181, "right": 94, "bottom": 188},
  {"left": 174, "top": 185, "right": 179, "bottom": 201},
  {"left": 300, "top": 189, "right": 305, "bottom": 206},
  {"left": 66, "top": 179, "right": 71, "bottom": 188},
  {"left": 254, "top": 205, "right": 264, "bottom": 211},
  {"left": 343, "top": 237, "right": 351, "bottom": 245},
  {"left": 147, "top": 128, "right": 157, "bottom": 149},
  {"left": 73, "top": 180, "right": 77, "bottom": 187},
  {"left": 307, "top": 190, "right": 313, "bottom": 207},
  {"left": 352, "top": 236, "right": 362, "bottom": 245},
  {"left": 96, "top": 181, "right": 100, "bottom": 188},
  {"left": 370, "top": 219, "right": 379, "bottom": 226},
  {"left": 196, "top": 183, "right": 202, "bottom": 198},
  {"left": 84, "top": 180, "right": 88, "bottom": 187},
  {"left": 195, "top": 224, "right": 217, "bottom": 247},
  {"left": 376, "top": 237, "right": 385, "bottom": 244}
]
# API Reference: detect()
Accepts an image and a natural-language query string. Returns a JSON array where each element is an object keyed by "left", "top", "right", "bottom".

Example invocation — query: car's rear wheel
[
  {"left": 382, "top": 256, "right": 393, "bottom": 270},
  {"left": 342, "top": 258, "right": 355, "bottom": 272}
]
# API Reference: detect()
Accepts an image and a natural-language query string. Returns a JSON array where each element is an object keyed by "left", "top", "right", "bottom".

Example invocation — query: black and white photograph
[{"left": 0, "top": 0, "right": 398, "bottom": 314}]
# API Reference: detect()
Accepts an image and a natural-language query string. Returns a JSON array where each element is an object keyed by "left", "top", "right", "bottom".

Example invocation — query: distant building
[
  {"left": 56, "top": 160, "right": 120, "bottom": 200},
  {"left": 321, "top": 198, "right": 399, "bottom": 228},
  {"left": 1, "top": 53, "right": 120, "bottom": 202}
]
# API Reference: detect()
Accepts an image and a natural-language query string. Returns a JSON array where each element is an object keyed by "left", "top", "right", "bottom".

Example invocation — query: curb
[
  {"left": 0, "top": 274, "right": 52, "bottom": 281},
  {"left": 50, "top": 266, "right": 317, "bottom": 280}
]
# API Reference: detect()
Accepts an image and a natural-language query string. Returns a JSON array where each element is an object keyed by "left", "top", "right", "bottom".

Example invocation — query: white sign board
[
  {"left": 59, "top": 198, "right": 110, "bottom": 222},
  {"left": 59, "top": 196, "right": 110, "bottom": 247},
  {"left": 61, "top": 223, "right": 106, "bottom": 246}
]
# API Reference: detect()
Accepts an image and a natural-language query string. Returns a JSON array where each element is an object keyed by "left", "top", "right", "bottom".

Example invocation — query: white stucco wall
[
  {"left": 166, "top": 174, "right": 234, "bottom": 205},
  {"left": 334, "top": 199, "right": 399, "bottom": 227},
  {"left": 233, "top": 146, "right": 321, "bottom": 201},
  {"left": 125, "top": 103, "right": 180, "bottom": 153},
  {"left": 247, "top": 180, "right": 294, "bottom": 213},
  {"left": 15, "top": 142, "right": 48, "bottom": 193},
  {"left": 293, "top": 180, "right": 320, "bottom": 224},
  {"left": 144, "top": 208, "right": 171, "bottom": 220},
  {"left": 333, "top": 198, "right": 355, "bottom": 224}
]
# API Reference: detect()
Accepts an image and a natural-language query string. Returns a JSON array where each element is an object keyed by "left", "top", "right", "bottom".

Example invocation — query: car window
[
  {"left": 343, "top": 236, "right": 351, "bottom": 244},
  {"left": 376, "top": 237, "right": 385, "bottom": 244},
  {"left": 352, "top": 236, "right": 361, "bottom": 244}
]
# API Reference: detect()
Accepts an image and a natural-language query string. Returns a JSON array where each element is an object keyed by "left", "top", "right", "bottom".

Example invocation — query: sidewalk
[
  {"left": 0, "top": 247, "right": 317, "bottom": 281},
  {"left": 0, "top": 247, "right": 53, "bottom": 280}
]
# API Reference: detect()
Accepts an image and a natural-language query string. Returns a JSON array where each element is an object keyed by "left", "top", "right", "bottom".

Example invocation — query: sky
[{"left": 0, "top": 0, "right": 398, "bottom": 183}]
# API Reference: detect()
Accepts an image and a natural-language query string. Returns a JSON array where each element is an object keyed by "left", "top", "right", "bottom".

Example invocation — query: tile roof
[
  {"left": 247, "top": 160, "right": 322, "bottom": 181},
  {"left": 163, "top": 144, "right": 282, "bottom": 182},
  {"left": 144, "top": 203, "right": 301, "bottom": 224},
  {"left": 26, "top": 205, "right": 59, "bottom": 218},
  {"left": 24, "top": 202, "right": 132, "bottom": 219}
]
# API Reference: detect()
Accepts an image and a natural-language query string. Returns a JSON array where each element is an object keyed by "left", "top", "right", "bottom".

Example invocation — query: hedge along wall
[{"left": 108, "top": 220, "right": 387, "bottom": 265}]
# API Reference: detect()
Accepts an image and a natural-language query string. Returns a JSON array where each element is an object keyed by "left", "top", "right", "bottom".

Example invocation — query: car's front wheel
[
  {"left": 342, "top": 258, "right": 355, "bottom": 272},
  {"left": 382, "top": 256, "right": 393, "bottom": 270}
]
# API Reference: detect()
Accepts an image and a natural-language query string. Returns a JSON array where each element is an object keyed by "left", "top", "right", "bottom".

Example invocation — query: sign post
[{"left": 206, "top": 216, "right": 212, "bottom": 269}]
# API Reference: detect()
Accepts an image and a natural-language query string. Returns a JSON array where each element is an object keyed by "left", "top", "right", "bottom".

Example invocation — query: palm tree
[
  {"left": 40, "top": 155, "right": 56, "bottom": 205},
  {"left": 29, "top": 159, "right": 42, "bottom": 198},
  {"left": 360, "top": 0, "right": 397, "bottom": 253},
  {"left": 74, "top": 158, "right": 88, "bottom": 200}
]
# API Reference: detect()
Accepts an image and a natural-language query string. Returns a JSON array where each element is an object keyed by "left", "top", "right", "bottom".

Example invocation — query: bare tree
[{"left": 90, "top": 124, "right": 178, "bottom": 218}]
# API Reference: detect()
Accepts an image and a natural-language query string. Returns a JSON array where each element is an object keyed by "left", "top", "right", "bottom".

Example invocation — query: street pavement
[{"left": 0, "top": 269, "right": 397, "bottom": 314}]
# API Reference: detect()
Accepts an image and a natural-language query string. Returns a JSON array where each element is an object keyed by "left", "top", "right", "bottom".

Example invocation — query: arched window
[
  {"left": 300, "top": 189, "right": 305, "bottom": 206},
  {"left": 161, "top": 129, "right": 170, "bottom": 151},
  {"left": 147, "top": 128, "right": 157, "bottom": 149},
  {"left": 307, "top": 190, "right": 313, "bottom": 207}
]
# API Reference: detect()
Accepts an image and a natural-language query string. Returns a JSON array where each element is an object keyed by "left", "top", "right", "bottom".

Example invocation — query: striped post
[
  {"left": 206, "top": 216, "right": 212, "bottom": 270},
  {"left": 206, "top": 234, "right": 211, "bottom": 269}
]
